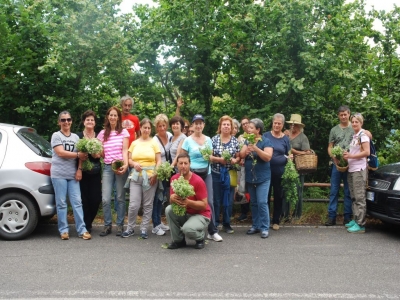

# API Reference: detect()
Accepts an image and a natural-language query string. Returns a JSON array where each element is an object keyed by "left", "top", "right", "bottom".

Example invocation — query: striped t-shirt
[{"left": 97, "top": 129, "right": 129, "bottom": 164}]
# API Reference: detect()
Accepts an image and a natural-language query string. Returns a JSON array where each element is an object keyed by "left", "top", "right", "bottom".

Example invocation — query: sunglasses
[{"left": 60, "top": 118, "right": 72, "bottom": 123}]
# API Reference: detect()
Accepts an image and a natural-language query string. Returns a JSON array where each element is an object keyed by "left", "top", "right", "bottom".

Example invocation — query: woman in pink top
[
  {"left": 343, "top": 113, "right": 370, "bottom": 234},
  {"left": 97, "top": 106, "right": 129, "bottom": 237}
]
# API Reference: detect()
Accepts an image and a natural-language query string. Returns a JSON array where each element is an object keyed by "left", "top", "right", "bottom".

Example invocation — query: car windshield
[{"left": 17, "top": 128, "right": 52, "bottom": 158}]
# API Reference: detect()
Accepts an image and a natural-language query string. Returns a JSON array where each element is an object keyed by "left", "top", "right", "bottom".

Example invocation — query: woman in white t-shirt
[
  {"left": 50, "top": 111, "right": 91, "bottom": 240},
  {"left": 343, "top": 113, "right": 370, "bottom": 234},
  {"left": 97, "top": 106, "right": 129, "bottom": 237},
  {"left": 151, "top": 114, "right": 173, "bottom": 236}
]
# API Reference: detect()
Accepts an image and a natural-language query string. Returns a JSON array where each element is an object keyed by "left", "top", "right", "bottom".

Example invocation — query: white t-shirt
[{"left": 348, "top": 131, "right": 369, "bottom": 172}]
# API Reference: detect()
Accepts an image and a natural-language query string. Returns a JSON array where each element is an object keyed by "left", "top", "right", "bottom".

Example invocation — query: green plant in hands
[
  {"left": 155, "top": 162, "right": 174, "bottom": 181},
  {"left": 282, "top": 158, "right": 300, "bottom": 211},
  {"left": 221, "top": 149, "right": 231, "bottom": 162},
  {"left": 76, "top": 138, "right": 103, "bottom": 171},
  {"left": 199, "top": 144, "right": 212, "bottom": 161},
  {"left": 111, "top": 160, "right": 124, "bottom": 172},
  {"left": 331, "top": 146, "right": 348, "bottom": 167},
  {"left": 243, "top": 133, "right": 258, "bottom": 144},
  {"left": 171, "top": 175, "right": 195, "bottom": 216}
]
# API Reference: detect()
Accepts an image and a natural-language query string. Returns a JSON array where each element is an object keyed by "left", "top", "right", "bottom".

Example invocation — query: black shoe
[
  {"left": 167, "top": 239, "right": 187, "bottom": 249},
  {"left": 325, "top": 218, "right": 336, "bottom": 226},
  {"left": 99, "top": 226, "right": 111, "bottom": 236},
  {"left": 237, "top": 214, "right": 247, "bottom": 222},
  {"left": 194, "top": 239, "right": 205, "bottom": 249},
  {"left": 246, "top": 227, "right": 260, "bottom": 235},
  {"left": 223, "top": 226, "right": 234, "bottom": 234},
  {"left": 343, "top": 218, "right": 351, "bottom": 225}
]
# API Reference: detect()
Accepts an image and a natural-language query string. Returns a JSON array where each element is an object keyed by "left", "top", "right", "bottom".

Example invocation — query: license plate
[{"left": 367, "top": 191, "right": 375, "bottom": 202}]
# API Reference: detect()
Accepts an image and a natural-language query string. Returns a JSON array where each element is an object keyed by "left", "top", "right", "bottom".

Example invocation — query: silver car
[{"left": 0, "top": 123, "right": 56, "bottom": 240}]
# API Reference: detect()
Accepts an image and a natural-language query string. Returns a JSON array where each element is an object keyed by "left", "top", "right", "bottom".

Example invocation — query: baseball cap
[{"left": 192, "top": 114, "right": 205, "bottom": 123}]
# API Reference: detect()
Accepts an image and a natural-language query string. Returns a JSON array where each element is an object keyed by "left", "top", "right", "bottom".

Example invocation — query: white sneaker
[
  {"left": 159, "top": 223, "right": 170, "bottom": 231},
  {"left": 151, "top": 225, "right": 165, "bottom": 236},
  {"left": 207, "top": 233, "right": 223, "bottom": 242}
]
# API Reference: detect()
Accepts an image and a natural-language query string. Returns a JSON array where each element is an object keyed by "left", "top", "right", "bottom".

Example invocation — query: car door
[{"left": 0, "top": 128, "right": 7, "bottom": 168}]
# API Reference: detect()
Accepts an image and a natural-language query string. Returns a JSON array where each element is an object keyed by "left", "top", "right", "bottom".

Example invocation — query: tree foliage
[{"left": 0, "top": 0, "right": 399, "bottom": 180}]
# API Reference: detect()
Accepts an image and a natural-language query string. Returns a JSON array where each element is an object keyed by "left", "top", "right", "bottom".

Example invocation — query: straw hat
[{"left": 286, "top": 114, "right": 305, "bottom": 127}]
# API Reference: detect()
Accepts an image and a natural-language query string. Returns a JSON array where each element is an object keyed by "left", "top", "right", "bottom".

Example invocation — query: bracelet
[{"left": 78, "top": 167, "right": 83, "bottom": 171}]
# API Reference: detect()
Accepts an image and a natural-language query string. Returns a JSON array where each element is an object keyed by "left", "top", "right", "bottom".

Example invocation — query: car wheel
[{"left": 0, "top": 193, "right": 39, "bottom": 240}]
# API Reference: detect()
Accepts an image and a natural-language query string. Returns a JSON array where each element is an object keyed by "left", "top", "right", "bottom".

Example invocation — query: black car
[{"left": 367, "top": 163, "right": 400, "bottom": 225}]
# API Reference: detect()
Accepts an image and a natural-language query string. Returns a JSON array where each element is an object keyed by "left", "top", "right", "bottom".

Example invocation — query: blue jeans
[
  {"left": 247, "top": 179, "right": 270, "bottom": 232},
  {"left": 212, "top": 171, "right": 233, "bottom": 227},
  {"left": 51, "top": 178, "right": 87, "bottom": 235},
  {"left": 328, "top": 164, "right": 352, "bottom": 220},
  {"left": 102, "top": 164, "right": 128, "bottom": 226},
  {"left": 152, "top": 180, "right": 169, "bottom": 227}
]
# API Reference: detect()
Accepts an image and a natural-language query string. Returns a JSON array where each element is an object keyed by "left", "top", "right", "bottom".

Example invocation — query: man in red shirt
[
  {"left": 120, "top": 95, "right": 140, "bottom": 146},
  {"left": 166, "top": 153, "right": 211, "bottom": 250}
]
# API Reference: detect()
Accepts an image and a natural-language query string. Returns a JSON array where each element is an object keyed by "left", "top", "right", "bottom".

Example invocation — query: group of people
[{"left": 50, "top": 97, "right": 371, "bottom": 246}]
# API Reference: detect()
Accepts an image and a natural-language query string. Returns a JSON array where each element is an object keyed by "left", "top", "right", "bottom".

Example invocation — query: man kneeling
[{"left": 166, "top": 153, "right": 211, "bottom": 250}]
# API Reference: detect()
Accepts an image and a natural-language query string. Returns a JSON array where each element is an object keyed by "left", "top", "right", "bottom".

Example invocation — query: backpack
[{"left": 358, "top": 131, "right": 379, "bottom": 171}]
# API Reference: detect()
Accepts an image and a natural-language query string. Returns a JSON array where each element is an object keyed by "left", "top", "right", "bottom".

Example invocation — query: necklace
[
  {"left": 271, "top": 131, "right": 282, "bottom": 138},
  {"left": 83, "top": 130, "right": 95, "bottom": 139}
]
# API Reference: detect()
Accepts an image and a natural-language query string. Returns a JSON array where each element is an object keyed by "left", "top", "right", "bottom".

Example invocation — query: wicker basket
[
  {"left": 335, "top": 163, "right": 349, "bottom": 172},
  {"left": 294, "top": 151, "right": 318, "bottom": 174}
]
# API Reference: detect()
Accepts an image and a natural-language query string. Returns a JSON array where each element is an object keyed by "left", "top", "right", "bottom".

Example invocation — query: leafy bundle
[
  {"left": 221, "top": 149, "right": 231, "bottom": 162},
  {"left": 155, "top": 162, "right": 174, "bottom": 181},
  {"left": 111, "top": 160, "right": 124, "bottom": 172},
  {"left": 75, "top": 138, "right": 103, "bottom": 171},
  {"left": 171, "top": 175, "right": 195, "bottom": 216},
  {"left": 331, "top": 146, "right": 348, "bottom": 167},
  {"left": 199, "top": 144, "right": 212, "bottom": 161},
  {"left": 243, "top": 133, "right": 261, "bottom": 144},
  {"left": 282, "top": 159, "right": 300, "bottom": 210}
]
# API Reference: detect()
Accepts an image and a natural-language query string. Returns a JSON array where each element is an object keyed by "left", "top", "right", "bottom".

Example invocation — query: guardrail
[{"left": 303, "top": 182, "right": 344, "bottom": 203}]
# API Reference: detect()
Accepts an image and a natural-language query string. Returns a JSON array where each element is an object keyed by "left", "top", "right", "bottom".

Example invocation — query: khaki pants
[
  {"left": 347, "top": 169, "right": 367, "bottom": 226},
  {"left": 165, "top": 205, "right": 210, "bottom": 242}
]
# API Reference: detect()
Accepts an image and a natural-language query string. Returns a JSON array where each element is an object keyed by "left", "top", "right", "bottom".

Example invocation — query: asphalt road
[{"left": 1, "top": 223, "right": 400, "bottom": 299}]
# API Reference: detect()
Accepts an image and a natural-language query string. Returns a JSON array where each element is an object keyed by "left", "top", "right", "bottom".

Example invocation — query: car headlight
[{"left": 393, "top": 178, "right": 400, "bottom": 191}]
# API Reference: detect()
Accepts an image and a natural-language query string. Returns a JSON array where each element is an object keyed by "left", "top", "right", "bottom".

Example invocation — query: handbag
[
  {"left": 191, "top": 165, "right": 209, "bottom": 181},
  {"left": 229, "top": 169, "right": 237, "bottom": 187}
]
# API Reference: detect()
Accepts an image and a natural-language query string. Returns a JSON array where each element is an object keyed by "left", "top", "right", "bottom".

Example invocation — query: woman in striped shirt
[{"left": 97, "top": 106, "right": 129, "bottom": 237}]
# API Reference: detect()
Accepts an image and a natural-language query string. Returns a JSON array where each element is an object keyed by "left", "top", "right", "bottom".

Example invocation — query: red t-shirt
[
  {"left": 170, "top": 173, "right": 211, "bottom": 219},
  {"left": 121, "top": 114, "right": 140, "bottom": 147}
]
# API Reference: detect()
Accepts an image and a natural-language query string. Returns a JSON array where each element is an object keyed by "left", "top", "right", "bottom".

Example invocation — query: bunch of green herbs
[
  {"left": 155, "top": 162, "right": 174, "bottom": 181},
  {"left": 170, "top": 175, "right": 195, "bottom": 216},
  {"left": 282, "top": 158, "right": 300, "bottom": 211}
]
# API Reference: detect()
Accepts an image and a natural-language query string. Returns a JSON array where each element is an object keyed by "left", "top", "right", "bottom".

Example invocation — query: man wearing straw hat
[{"left": 286, "top": 114, "right": 310, "bottom": 218}]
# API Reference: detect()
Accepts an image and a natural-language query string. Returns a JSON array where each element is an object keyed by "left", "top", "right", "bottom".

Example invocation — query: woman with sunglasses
[
  {"left": 50, "top": 111, "right": 91, "bottom": 240},
  {"left": 97, "top": 106, "right": 129, "bottom": 237}
]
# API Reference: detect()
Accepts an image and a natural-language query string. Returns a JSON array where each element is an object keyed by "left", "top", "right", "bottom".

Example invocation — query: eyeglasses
[
  {"left": 60, "top": 118, "right": 72, "bottom": 123},
  {"left": 184, "top": 126, "right": 189, "bottom": 129},
  {"left": 351, "top": 113, "right": 362, "bottom": 118},
  {"left": 241, "top": 122, "right": 249, "bottom": 126}
]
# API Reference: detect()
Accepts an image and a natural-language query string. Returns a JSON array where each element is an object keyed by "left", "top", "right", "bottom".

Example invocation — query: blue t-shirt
[
  {"left": 182, "top": 135, "right": 212, "bottom": 173},
  {"left": 244, "top": 137, "right": 273, "bottom": 184},
  {"left": 263, "top": 131, "right": 291, "bottom": 176}
]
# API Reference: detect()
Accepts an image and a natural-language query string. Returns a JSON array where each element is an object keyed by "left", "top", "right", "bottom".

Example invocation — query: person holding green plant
[
  {"left": 122, "top": 118, "right": 161, "bottom": 239},
  {"left": 326, "top": 105, "right": 354, "bottom": 226},
  {"left": 210, "top": 115, "right": 240, "bottom": 234},
  {"left": 50, "top": 111, "right": 91, "bottom": 241},
  {"left": 342, "top": 113, "right": 370, "bottom": 233},
  {"left": 240, "top": 118, "right": 273, "bottom": 239},
  {"left": 76, "top": 110, "right": 102, "bottom": 233},
  {"left": 286, "top": 114, "right": 310, "bottom": 218},
  {"left": 166, "top": 153, "right": 211, "bottom": 250},
  {"left": 181, "top": 114, "right": 222, "bottom": 242},
  {"left": 152, "top": 114, "right": 173, "bottom": 236},
  {"left": 263, "top": 113, "right": 291, "bottom": 231},
  {"left": 97, "top": 106, "right": 129, "bottom": 237}
]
